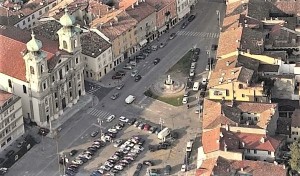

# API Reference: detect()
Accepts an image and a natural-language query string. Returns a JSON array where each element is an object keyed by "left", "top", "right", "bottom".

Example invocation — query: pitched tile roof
[
  {"left": 214, "top": 54, "right": 260, "bottom": 71},
  {"left": 208, "top": 67, "right": 254, "bottom": 88},
  {"left": 90, "top": 9, "right": 123, "bottom": 27},
  {"left": 125, "top": 1, "right": 155, "bottom": 22},
  {"left": 95, "top": 11, "right": 137, "bottom": 40},
  {"left": 195, "top": 157, "right": 217, "bottom": 176},
  {"left": 118, "top": 0, "right": 139, "bottom": 10},
  {"left": 145, "top": 0, "right": 174, "bottom": 11},
  {"left": 291, "top": 109, "right": 300, "bottom": 128},
  {"left": 81, "top": 31, "right": 111, "bottom": 57},
  {"left": 217, "top": 27, "right": 243, "bottom": 57},
  {"left": 45, "top": 0, "right": 88, "bottom": 19},
  {"left": 203, "top": 99, "right": 277, "bottom": 130},
  {"left": 273, "top": 0, "right": 300, "bottom": 15},
  {"left": 202, "top": 127, "right": 285, "bottom": 154},
  {"left": 212, "top": 156, "right": 287, "bottom": 176},
  {"left": 0, "top": 90, "right": 13, "bottom": 107},
  {"left": 0, "top": 0, "right": 56, "bottom": 26},
  {"left": 0, "top": 25, "right": 59, "bottom": 82}
]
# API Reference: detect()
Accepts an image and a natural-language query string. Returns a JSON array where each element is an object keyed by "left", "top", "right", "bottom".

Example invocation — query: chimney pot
[{"left": 226, "top": 61, "right": 230, "bottom": 66}]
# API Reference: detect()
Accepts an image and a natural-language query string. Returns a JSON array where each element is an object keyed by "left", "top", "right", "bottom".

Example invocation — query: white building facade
[
  {"left": 0, "top": 91, "right": 24, "bottom": 152},
  {"left": 0, "top": 10, "right": 85, "bottom": 127},
  {"left": 176, "top": 0, "right": 191, "bottom": 20}
]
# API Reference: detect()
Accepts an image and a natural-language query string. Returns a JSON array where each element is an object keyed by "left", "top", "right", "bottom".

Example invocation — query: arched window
[
  {"left": 30, "top": 66, "right": 35, "bottom": 74},
  {"left": 74, "top": 39, "right": 78, "bottom": 47},
  {"left": 63, "top": 41, "right": 67, "bottom": 49}
]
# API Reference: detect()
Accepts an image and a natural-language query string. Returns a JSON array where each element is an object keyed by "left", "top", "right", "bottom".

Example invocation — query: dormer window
[{"left": 63, "top": 41, "right": 67, "bottom": 49}]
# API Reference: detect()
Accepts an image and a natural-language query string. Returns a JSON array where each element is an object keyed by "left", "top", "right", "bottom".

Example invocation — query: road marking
[
  {"left": 87, "top": 86, "right": 101, "bottom": 94},
  {"left": 138, "top": 96, "right": 148, "bottom": 105},
  {"left": 176, "top": 30, "right": 219, "bottom": 39},
  {"left": 88, "top": 108, "right": 112, "bottom": 119}
]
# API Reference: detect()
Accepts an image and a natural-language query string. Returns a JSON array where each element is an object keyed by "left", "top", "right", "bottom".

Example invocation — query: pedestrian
[{"left": 187, "top": 104, "right": 190, "bottom": 109}]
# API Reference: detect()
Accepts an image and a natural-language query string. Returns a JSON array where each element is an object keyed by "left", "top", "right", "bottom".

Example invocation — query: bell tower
[
  {"left": 57, "top": 8, "right": 82, "bottom": 54},
  {"left": 23, "top": 31, "right": 48, "bottom": 92}
]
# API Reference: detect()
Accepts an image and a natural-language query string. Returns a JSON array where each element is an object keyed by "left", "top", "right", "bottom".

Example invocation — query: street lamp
[
  {"left": 41, "top": 131, "right": 45, "bottom": 151},
  {"left": 216, "top": 10, "right": 220, "bottom": 27}
]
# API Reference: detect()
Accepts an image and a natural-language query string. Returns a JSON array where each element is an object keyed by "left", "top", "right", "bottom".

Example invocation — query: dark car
[
  {"left": 169, "top": 33, "right": 176, "bottom": 40},
  {"left": 136, "top": 163, "right": 143, "bottom": 171},
  {"left": 116, "top": 70, "right": 126, "bottom": 76},
  {"left": 38, "top": 128, "right": 50, "bottom": 136},
  {"left": 138, "top": 138, "right": 145, "bottom": 146},
  {"left": 5, "top": 150, "right": 15, "bottom": 158},
  {"left": 143, "top": 160, "right": 154, "bottom": 166},
  {"left": 127, "top": 118, "right": 137, "bottom": 125},
  {"left": 158, "top": 144, "right": 168, "bottom": 150},
  {"left": 134, "top": 121, "right": 141, "bottom": 127},
  {"left": 153, "top": 58, "right": 160, "bottom": 65},
  {"left": 181, "top": 22, "right": 188, "bottom": 29},
  {"left": 164, "top": 165, "right": 172, "bottom": 175},
  {"left": 70, "top": 150, "right": 78, "bottom": 156},
  {"left": 170, "top": 132, "right": 179, "bottom": 139},
  {"left": 90, "top": 131, "right": 99, "bottom": 137},
  {"left": 110, "top": 92, "right": 120, "bottom": 100},
  {"left": 188, "top": 15, "right": 196, "bottom": 22},
  {"left": 112, "top": 75, "right": 122, "bottom": 79},
  {"left": 136, "top": 55, "right": 146, "bottom": 60},
  {"left": 186, "top": 81, "right": 193, "bottom": 89},
  {"left": 149, "top": 126, "right": 157, "bottom": 134},
  {"left": 143, "top": 124, "right": 151, "bottom": 131},
  {"left": 192, "top": 55, "right": 199, "bottom": 62},
  {"left": 211, "top": 44, "right": 218, "bottom": 50},
  {"left": 149, "top": 145, "right": 159, "bottom": 152},
  {"left": 135, "top": 75, "right": 142, "bottom": 82},
  {"left": 194, "top": 48, "right": 200, "bottom": 55}
]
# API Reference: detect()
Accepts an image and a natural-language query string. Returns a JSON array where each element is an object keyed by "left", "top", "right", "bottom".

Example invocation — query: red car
[{"left": 143, "top": 124, "right": 151, "bottom": 131}]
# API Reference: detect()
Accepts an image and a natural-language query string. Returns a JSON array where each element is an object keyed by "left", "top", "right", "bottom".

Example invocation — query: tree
[{"left": 289, "top": 138, "right": 300, "bottom": 173}]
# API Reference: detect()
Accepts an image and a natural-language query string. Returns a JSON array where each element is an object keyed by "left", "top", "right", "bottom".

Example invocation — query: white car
[
  {"left": 105, "top": 161, "right": 114, "bottom": 168},
  {"left": 113, "top": 139, "right": 123, "bottom": 148},
  {"left": 108, "top": 128, "right": 118, "bottom": 134},
  {"left": 106, "top": 115, "right": 115, "bottom": 122},
  {"left": 134, "top": 145, "right": 144, "bottom": 151},
  {"left": 131, "top": 70, "right": 139, "bottom": 77},
  {"left": 189, "top": 69, "right": 195, "bottom": 77},
  {"left": 202, "top": 78, "right": 208, "bottom": 85},
  {"left": 186, "top": 140, "right": 193, "bottom": 152},
  {"left": 114, "top": 165, "right": 124, "bottom": 171},
  {"left": 181, "top": 164, "right": 187, "bottom": 172},
  {"left": 72, "top": 159, "right": 83, "bottom": 165},
  {"left": 125, "top": 95, "right": 136, "bottom": 104},
  {"left": 119, "top": 116, "right": 129, "bottom": 123},
  {"left": 191, "top": 62, "right": 196, "bottom": 69},
  {"left": 182, "top": 97, "right": 188, "bottom": 104}
]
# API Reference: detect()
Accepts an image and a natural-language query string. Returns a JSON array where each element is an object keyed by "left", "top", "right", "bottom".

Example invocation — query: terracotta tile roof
[
  {"left": 0, "top": 90, "right": 13, "bottom": 107},
  {"left": 258, "top": 64, "right": 279, "bottom": 72},
  {"left": 0, "top": 0, "right": 56, "bottom": 25},
  {"left": 222, "top": 14, "right": 241, "bottom": 32},
  {"left": 225, "top": 1, "right": 248, "bottom": 17},
  {"left": 291, "top": 109, "right": 300, "bottom": 128},
  {"left": 45, "top": 0, "right": 88, "bottom": 19},
  {"left": 276, "top": 117, "right": 291, "bottom": 136},
  {"left": 217, "top": 27, "right": 243, "bottom": 57},
  {"left": 203, "top": 127, "right": 285, "bottom": 154},
  {"left": 208, "top": 66, "right": 254, "bottom": 88},
  {"left": 95, "top": 11, "right": 137, "bottom": 40},
  {"left": 202, "top": 127, "right": 222, "bottom": 153},
  {"left": 88, "top": 0, "right": 114, "bottom": 18},
  {"left": 212, "top": 156, "right": 287, "bottom": 176},
  {"left": 145, "top": 0, "right": 174, "bottom": 11},
  {"left": 125, "top": 1, "right": 155, "bottom": 22},
  {"left": 203, "top": 99, "right": 277, "bottom": 130},
  {"left": 90, "top": 9, "right": 123, "bottom": 27},
  {"left": 0, "top": 25, "right": 59, "bottom": 82},
  {"left": 118, "top": 0, "right": 138, "bottom": 10},
  {"left": 195, "top": 158, "right": 217, "bottom": 176},
  {"left": 273, "top": 0, "right": 300, "bottom": 15},
  {"left": 214, "top": 54, "right": 259, "bottom": 71}
]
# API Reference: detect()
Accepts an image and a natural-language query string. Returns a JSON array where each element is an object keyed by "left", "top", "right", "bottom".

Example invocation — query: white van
[
  {"left": 193, "top": 82, "right": 200, "bottom": 91},
  {"left": 158, "top": 127, "right": 171, "bottom": 140},
  {"left": 125, "top": 95, "right": 136, "bottom": 104},
  {"left": 186, "top": 140, "right": 194, "bottom": 152}
]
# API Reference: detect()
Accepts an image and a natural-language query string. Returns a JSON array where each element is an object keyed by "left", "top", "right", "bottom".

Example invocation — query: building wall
[
  {"left": 83, "top": 47, "right": 113, "bottom": 81},
  {"left": 177, "top": 0, "right": 190, "bottom": 20},
  {"left": 244, "top": 149, "right": 275, "bottom": 162},
  {"left": 0, "top": 97, "right": 24, "bottom": 152},
  {"left": 206, "top": 150, "right": 243, "bottom": 160},
  {"left": 15, "top": 1, "right": 58, "bottom": 29},
  {"left": 156, "top": 0, "right": 177, "bottom": 30},
  {"left": 135, "top": 11, "right": 157, "bottom": 44}
]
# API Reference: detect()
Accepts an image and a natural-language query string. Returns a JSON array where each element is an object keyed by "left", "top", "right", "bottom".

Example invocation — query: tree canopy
[{"left": 289, "top": 138, "right": 300, "bottom": 173}]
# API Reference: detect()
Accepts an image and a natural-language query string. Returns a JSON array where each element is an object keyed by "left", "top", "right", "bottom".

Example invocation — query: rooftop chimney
[
  {"left": 110, "top": 22, "right": 113, "bottom": 26},
  {"left": 132, "top": 4, "right": 134, "bottom": 8},
  {"left": 136, "top": 0, "right": 139, "bottom": 5},
  {"left": 226, "top": 61, "right": 230, "bottom": 66},
  {"left": 240, "top": 167, "right": 244, "bottom": 172},
  {"left": 246, "top": 79, "right": 249, "bottom": 85},
  {"left": 260, "top": 137, "right": 266, "bottom": 143},
  {"left": 112, "top": 6, "right": 115, "bottom": 10}
]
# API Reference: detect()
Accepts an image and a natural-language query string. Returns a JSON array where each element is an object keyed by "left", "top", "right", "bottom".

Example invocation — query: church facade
[{"left": 0, "top": 10, "right": 85, "bottom": 127}]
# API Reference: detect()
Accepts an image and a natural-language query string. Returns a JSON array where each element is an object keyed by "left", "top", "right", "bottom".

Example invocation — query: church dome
[
  {"left": 26, "top": 32, "right": 42, "bottom": 52},
  {"left": 59, "top": 9, "right": 75, "bottom": 27}
]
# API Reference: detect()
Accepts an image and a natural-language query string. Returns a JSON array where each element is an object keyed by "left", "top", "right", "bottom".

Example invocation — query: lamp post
[
  {"left": 216, "top": 10, "right": 220, "bottom": 27},
  {"left": 41, "top": 131, "right": 45, "bottom": 151}
]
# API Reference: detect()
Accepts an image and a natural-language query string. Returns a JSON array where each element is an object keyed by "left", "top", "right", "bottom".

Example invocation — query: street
[{"left": 7, "top": 1, "right": 226, "bottom": 176}]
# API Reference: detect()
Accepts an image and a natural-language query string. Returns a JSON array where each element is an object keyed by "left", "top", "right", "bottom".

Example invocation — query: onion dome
[
  {"left": 26, "top": 31, "right": 42, "bottom": 52},
  {"left": 59, "top": 8, "right": 75, "bottom": 27}
]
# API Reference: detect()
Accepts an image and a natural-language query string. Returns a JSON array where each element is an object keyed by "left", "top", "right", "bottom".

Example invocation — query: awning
[
  {"left": 158, "top": 25, "right": 167, "bottom": 33},
  {"left": 139, "top": 39, "right": 148, "bottom": 47}
]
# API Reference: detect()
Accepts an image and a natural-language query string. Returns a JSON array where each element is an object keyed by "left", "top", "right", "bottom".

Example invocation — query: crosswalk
[
  {"left": 88, "top": 108, "right": 112, "bottom": 119},
  {"left": 87, "top": 85, "right": 101, "bottom": 94},
  {"left": 176, "top": 31, "right": 219, "bottom": 38}
]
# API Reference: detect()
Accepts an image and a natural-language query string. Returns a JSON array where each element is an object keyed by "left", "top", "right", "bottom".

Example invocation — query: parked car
[
  {"left": 72, "top": 159, "right": 83, "bottom": 165},
  {"left": 70, "top": 149, "right": 78, "bottom": 156},
  {"left": 211, "top": 44, "right": 218, "bottom": 50},
  {"left": 135, "top": 75, "right": 142, "bottom": 82},
  {"left": 149, "top": 145, "right": 159, "bottom": 152},
  {"left": 138, "top": 123, "right": 145, "bottom": 130},
  {"left": 151, "top": 45, "right": 158, "bottom": 51},
  {"left": 181, "top": 164, "right": 187, "bottom": 172},
  {"left": 202, "top": 78, "right": 208, "bottom": 85},
  {"left": 181, "top": 22, "right": 188, "bottom": 29},
  {"left": 110, "top": 93, "right": 120, "bottom": 100},
  {"left": 149, "top": 126, "right": 158, "bottom": 134},
  {"left": 136, "top": 163, "right": 143, "bottom": 171},
  {"left": 188, "top": 15, "right": 196, "bottom": 22},
  {"left": 116, "top": 70, "right": 125, "bottom": 76},
  {"left": 127, "top": 118, "right": 137, "bottom": 125},
  {"left": 112, "top": 75, "right": 122, "bottom": 79},
  {"left": 143, "top": 124, "right": 151, "bottom": 131},
  {"left": 159, "top": 42, "right": 166, "bottom": 48},
  {"left": 189, "top": 69, "right": 195, "bottom": 77},
  {"left": 192, "top": 55, "right": 199, "bottom": 62},
  {"left": 134, "top": 121, "right": 141, "bottom": 127},
  {"left": 164, "top": 165, "right": 172, "bottom": 175},
  {"left": 119, "top": 116, "right": 129, "bottom": 123},
  {"left": 131, "top": 70, "right": 139, "bottom": 77},
  {"left": 123, "top": 64, "right": 133, "bottom": 70},
  {"left": 114, "top": 139, "right": 123, "bottom": 148},
  {"left": 5, "top": 150, "right": 15, "bottom": 158},
  {"left": 108, "top": 128, "right": 118, "bottom": 134},
  {"left": 169, "top": 33, "right": 176, "bottom": 40},
  {"left": 116, "top": 83, "right": 124, "bottom": 90},
  {"left": 191, "top": 62, "right": 196, "bottom": 69},
  {"left": 90, "top": 131, "right": 99, "bottom": 137},
  {"left": 125, "top": 95, "right": 136, "bottom": 104},
  {"left": 38, "top": 128, "right": 50, "bottom": 136},
  {"left": 182, "top": 97, "right": 188, "bottom": 104},
  {"left": 106, "top": 115, "right": 116, "bottom": 123},
  {"left": 153, "top": 58, "right": 161, "bottom": 65},
  {"left": 136, "top": 55, "right": 146, "bottom": 60},
  {"left": 143, "top": 160, "right": 154, "bottom": 166}
]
